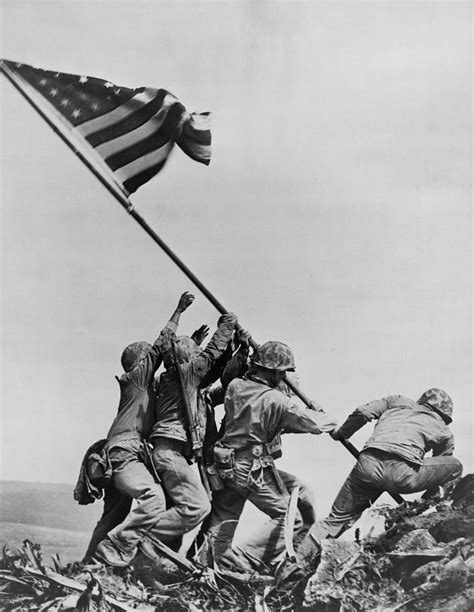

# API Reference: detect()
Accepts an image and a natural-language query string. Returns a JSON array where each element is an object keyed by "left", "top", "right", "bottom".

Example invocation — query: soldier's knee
[
  {"left": 181, "top": 498, "right": 211, "bottom": 529},
  {"left": 450, "top": 458, "right": 463, "bottom": 479}
]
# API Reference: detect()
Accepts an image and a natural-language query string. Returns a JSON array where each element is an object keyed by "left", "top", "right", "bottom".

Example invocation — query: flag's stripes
[
  {"left": 95, "top": 101, "right": 175, "bottom": 158},
  {"left": 115, "top": 140, "right": 175, "bottom": 184},
  {"left": 76, "top": 88, "right": 158, "bottom": 136},
  {"left": 177, "top": 113, "right": 212, "bottom": 163},
  {"left": 105, "top": 102, "right": 184, "bottom": 171},
  {"left": 178, "top": 140, "right": 212, "bottom": 164},
  {"left": 86, "top": 91, "right": 172, "bottom": 148},
  {"left": 123, "top": 160, "right": 168, "bottom": 195}
]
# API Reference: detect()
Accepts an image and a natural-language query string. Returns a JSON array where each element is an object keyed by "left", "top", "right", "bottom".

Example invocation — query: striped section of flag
[{"left": 1, "top": 60, "right": 211, "bottom": 194}]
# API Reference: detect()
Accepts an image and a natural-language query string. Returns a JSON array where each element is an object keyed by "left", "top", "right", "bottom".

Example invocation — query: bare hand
[
  {"left": 177, "top": 291, "right": 195, "bottom": 312},
  {"left": 191, "top": 324, "right": 210, "bottom": 346},
  {"left": 236, "top": 328, "right": 251, "bottom": 347},
  {"left": 218, "top": 312, "right": 238, "bottom": 327}
]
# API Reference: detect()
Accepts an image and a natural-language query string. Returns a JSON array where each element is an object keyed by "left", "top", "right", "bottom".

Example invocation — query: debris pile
[
  {"left": 304, "top": 474, "right": 474, "bottom": 611},
  {"left": 1, "top": 475, "right": 473, "bottom": 611}
]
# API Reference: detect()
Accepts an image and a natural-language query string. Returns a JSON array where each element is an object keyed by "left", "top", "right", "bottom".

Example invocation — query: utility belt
[{"left": 208, "top": 443, "right": 285, "bottom": 494}]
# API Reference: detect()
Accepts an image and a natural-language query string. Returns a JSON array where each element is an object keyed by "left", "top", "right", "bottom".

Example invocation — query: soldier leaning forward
[{"left": 203, "top": 340, "right": 337, "bottom": 569}]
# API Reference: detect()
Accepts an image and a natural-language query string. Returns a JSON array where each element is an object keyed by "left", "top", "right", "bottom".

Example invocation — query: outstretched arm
[
  {"left": 130, "top": 292, "right": 195, "bottom": 388},
  {"left": 332, "top": 396, "right": 394, "bottom": 440},
  {"left": 168, "top": 291, "right": 195, "bottom": 329}
]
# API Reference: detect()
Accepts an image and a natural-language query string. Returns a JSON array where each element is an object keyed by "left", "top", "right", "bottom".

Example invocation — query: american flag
[{"left": 1, "top": 60, "right": 211, "bottom": 194}]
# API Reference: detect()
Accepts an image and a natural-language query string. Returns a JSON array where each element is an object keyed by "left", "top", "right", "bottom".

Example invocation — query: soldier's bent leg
[
  {"left": 83, "top": 482, "right": 132, "bottom": 561},
  {"left": 204, "top": 486, "right": 247, "bottom": 567},
  {"left": 236, "top": 470, "right": 313, "bottom": 567},
  {"left": 387, "top": 455, "right": 463, "bottom": 495},
  {"left": 148, "top": 439, "right": 211, "bottom": 543},
  {"left": 104, "top": 443, "right": 166, "bottom": 558},
  {"left": 243, "top": 468, "right": 295, "bottom": 564},
  {"left": 310, "top": 452, "right": 383, "bottom": 544}
]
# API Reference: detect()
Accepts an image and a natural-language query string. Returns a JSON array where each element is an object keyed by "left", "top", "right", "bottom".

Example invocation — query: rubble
[
  {"left": 1, "top": 475, "right": 473, "bottom": 611},
  {"left": 304, "top": 474, "right": 474, "bottom": 611}
]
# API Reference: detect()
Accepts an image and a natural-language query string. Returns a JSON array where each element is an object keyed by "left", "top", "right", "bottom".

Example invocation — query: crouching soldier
[
  {"left": 139, "top": 311, "right": 239, "bottom": 556},
  {"left": 93, "top": 292, "right": 194, "bottom": 567},
  {"left": 203, "top": 341, "right": 337, "bottom": 570},
  {"left": 295, "top": 388, "right": 463, "bottom": 571}
]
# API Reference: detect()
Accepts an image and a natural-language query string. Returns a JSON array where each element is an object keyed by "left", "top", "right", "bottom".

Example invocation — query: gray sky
[{"left": 1, "top": 0, "right": 472, "bottom": 516}]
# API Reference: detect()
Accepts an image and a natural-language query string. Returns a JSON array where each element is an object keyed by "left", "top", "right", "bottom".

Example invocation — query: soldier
[
  {"left": 294, "top": 388, "right": 463, "bottom": 572},
  {"left": 93, "top": 292, "right": 194, "bottom": 567},
  {"left": 139, "top": 311, "right": 239, "bottom": 555},
  {"left": 203, "top": 341, "right": 337, "bottom": 569}
]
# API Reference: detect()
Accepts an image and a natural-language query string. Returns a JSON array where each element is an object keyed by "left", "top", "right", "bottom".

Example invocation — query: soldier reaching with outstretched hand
[
  {"left": 93, "top": 292, "right": 195, "bottom": 567},
  {"left": 292, "top": 388, "right": 463, "bottom": 575},
  {"left": 202, "top": 341, "right": 337, "bottom": 570}
]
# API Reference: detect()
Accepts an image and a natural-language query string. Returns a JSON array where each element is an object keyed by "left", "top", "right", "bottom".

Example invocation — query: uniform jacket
[
  {"left": 218, "top": 375, "right": 337, "bottom": 452},
  {"left": 150, "top": 318, "right": 236, "bottom": 443},
  {"left": 105, "top": 322, "right": 176, "bottom": 449},
  {"left": 338, "top": 394, "right": 455, "bottom": 465}
]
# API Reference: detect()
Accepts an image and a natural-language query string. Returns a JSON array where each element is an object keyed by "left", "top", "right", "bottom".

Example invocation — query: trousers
[
  {"left": 106, "top": 438, "right": 166, "bottom": 554},
  {"left": 311, "top": 448, "right": 463, "bottom": 542},
  {"left": 148, "top": 437, "right": 211, "bottom": 543},
  {"left": 205, "top": 458, "right": 304, "bottom": 566},
  {"left": 234, "top": 471, "right": 315, "bottom": 565},
  {"left": 83, "top": 482, "right": 132, "bottom": 560}
]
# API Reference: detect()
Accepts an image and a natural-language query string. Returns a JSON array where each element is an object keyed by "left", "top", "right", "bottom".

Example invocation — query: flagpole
[
  {"left": 0, "top": 61, "right": 228, "bottom": 313},
  {"left": 1, "top": 63, "right": 404, "bottom": 505}
]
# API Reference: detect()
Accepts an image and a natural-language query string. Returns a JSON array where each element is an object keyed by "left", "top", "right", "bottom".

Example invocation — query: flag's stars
[
  {"left": 79, "top": 75, "right": 88, "bottom": 83},
  {"left": 39, "top": 78, "right": 47, "bottom": 86},
  {"left": 60, "top": 98, "right": 70, "bottom": 107},
  {"left": 15, "top": 62, "right": 22, "bottom": 68},
  {"left": 54, "top": 72, "right": 60, "bottom": 78},
  {"left": 104, "top": 82, "right": 114, "bottom": 88},
  {"left": 72, "top": 109, "right": 81, "bottom": 119},
  {"left": 50, "top": 88, "right": 58, "bottom": 97},
  {"left": 114, "top": 88, "right": 121, "bottom": 95},
  {"left": 91, "top": 103, "right": 100, "bottom": 111},
  {"left": 79, "top": 93, "right": 88, "bottom": 100}
]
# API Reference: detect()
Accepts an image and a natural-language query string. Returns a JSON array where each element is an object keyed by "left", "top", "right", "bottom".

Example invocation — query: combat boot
[{"left": 94, "top": 536, "right": 136, "bottom": 567}]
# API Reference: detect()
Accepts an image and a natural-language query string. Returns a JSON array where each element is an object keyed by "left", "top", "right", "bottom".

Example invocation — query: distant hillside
[
  {"left": 0, "top": 522, "right": 90, "bottom": 564},
  {"left": 0, "top": 481, "right": 101, "bottom": 533}
]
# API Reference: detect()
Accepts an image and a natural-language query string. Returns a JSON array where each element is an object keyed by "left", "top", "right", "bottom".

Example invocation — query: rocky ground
[{"left": 1, "top": 475, "right": 473, "bottom": 611}]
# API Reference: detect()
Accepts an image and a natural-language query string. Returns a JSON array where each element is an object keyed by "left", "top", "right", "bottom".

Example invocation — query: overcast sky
[{"left": 1, "top": 0, "right": 472, "bottom": 517}]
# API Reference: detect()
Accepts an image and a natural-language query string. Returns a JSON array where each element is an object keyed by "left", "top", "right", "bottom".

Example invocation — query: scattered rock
[{"left": 430, "top": 514, "right": 474, "bottom": 542}]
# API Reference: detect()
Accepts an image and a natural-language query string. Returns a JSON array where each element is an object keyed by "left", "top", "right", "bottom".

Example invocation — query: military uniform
[
  {"left": 311, "top": 393, "right": 463, "bottom": 543},
  {"left": 94, "top": 325, "right": 176, "bottom": 565},
  {"left": 204, "top": 374, "right": 337, "bottom": 566},
  {"left": 146, "top": 317, "right": 237, "bottom": 544}
]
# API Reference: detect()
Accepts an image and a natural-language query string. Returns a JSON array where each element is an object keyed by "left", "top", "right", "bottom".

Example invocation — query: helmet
[
  {"left": 161, "top": 335, "right": 202, "bottom": 368},
  {"left": 417, "top": 388, "right": 453, "bottom": 423},
  {"left": 176, "top": 336, "right": 202, "bottom": 361},
  {"left": 121, "top": 341, "right": 153, "bottom": 372},
  {"left": 252, "top": 341, "right": 296, "bottom": 372}
]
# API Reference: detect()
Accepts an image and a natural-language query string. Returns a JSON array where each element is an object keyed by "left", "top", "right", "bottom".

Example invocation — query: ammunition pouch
[
  {"left": 206, "top": 463, "right": 225, "bottom": 491},
  {"left": 213, "top": 446, "right": 235, "bottom": 481}
]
